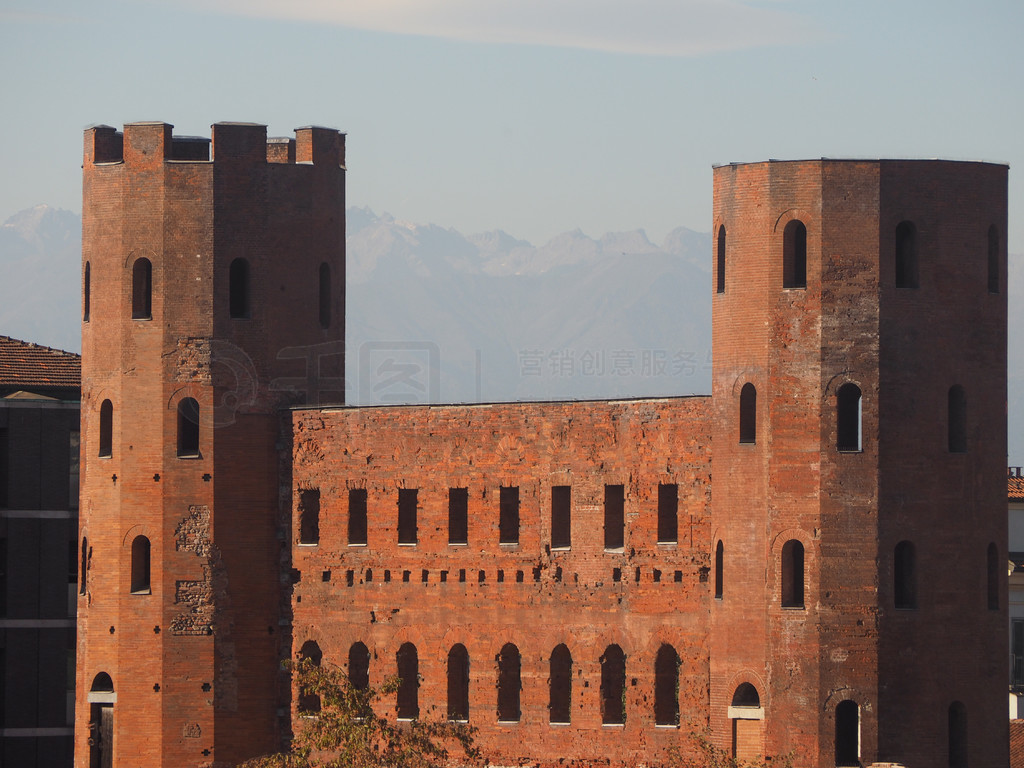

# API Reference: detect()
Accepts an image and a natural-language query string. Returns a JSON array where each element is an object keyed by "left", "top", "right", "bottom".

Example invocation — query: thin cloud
[{"left": 193, "top": 0, "right": 819, "bottom": 56}]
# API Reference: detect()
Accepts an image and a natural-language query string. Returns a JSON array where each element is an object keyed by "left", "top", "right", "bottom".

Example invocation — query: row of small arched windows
[
  {"left": 299, "top": 639, "right": 682, "bottom": 727},
  {"left": 96, "top": 397, "right": 200, "bottom": 459},
  {"left": 82, "top": 257, "right": 334, "bottom": 328},
  {"left": 715, "top": 221, "right": 1001, "bottom": 294}
]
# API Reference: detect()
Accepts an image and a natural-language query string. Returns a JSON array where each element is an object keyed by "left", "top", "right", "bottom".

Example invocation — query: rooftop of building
[
  {"left": 1012, "top": 467, "right": 1024, "bottom": 502},
  {"left": 0, "top": 335, "right": 81, "bottom": 399}
]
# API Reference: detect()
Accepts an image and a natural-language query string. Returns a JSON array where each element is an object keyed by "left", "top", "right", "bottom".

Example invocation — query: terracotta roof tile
[
  {"left": 0, "top": 335, "right": 80, "bottom": 391},
  {"left": 1011, "top": 719, "right": 1024, "bottom": 768}
]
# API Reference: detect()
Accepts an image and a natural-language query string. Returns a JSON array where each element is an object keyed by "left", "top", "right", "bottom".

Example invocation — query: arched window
[
  {"left": 229, "top": 258, "right": 250, "bottom": 318},
  {"left": 349, "top": 642, "right": 370, "bottom": 690},
  {"left": 176, "top": 397, "right": 200, "bottom": 458},
  {"left": 600, "top": 644, "right": 626, "bottom": 725},
  {"left": 988, "top": 224, "right": 999, "bottom": 294},
  {"left": 88, "top": 673, "right": 115, "bottom": 768},
  {"left": 835, "top": 700, "right": 860, "bottom": 766},
  {"left": 894, "top": 540, "right": 916, "bottom": 609},
  {"left": 80, "top": 537, "right": 89, "bottom": 596},
  {"left": 895, "top": 221, "right": 918, "bottom": 289},
  {"left": 948, "top": 700, "right": 967, "bottom": 768},
  {"left": 987, "top": 542, "right": 999, "bottom": 610},
  {"left": 396, "top": 643, "right": 419, "bottom": 719},
  {"left": 948, "top": 385, "right": 967, "bottom": 453},
  {"left": 732, "top": 682, "right": 760, "bottom": 707},
  {"left": 730, "top": 684, "right": 762, "bottom": 761},
  {"left": 739, "top": 383, "right": 756, "bottom": 444},
  {"left": 318, "top": 262, "right": 331, "bottom": 329},
  {"left": 783, "top": 220, "right": 807, "bottom": 289},
  {"left": 131, "top": 257, "right": 152, "bottom": 319},
  {"left": 714, "top": 540, "right": 724, "bottom": 600},
  {"left": 716, "top": 225, "right": 726, "bottom": 294},
  {"left": 836, "top": 383, "right": 862, "bottom": 452},
  {"left": 447, "top": 644, "right": 470, "bottom": 722},
  {"left": 298, "top": 641, "right": 323, "bottom": 713},
  {"left": 98, "top": 400, "right": 112, "bottom": 458},
  {"left": 83, "top": 262, "right": 91, "bottom": 322},
  {"left": 781, "top": 539, "right": 804, "bottom": 608},
  {"left": 654, "top": 644, "right": 679, "bottom": 726},
  {"left": 497, "top": 643, "right": 521, "bottom": 722},
  {"left": 549, "top": 644, "right": 572, "bottom": 724},
  {"left": 130, "top": 536, "right": 150, "bottom": 594}
]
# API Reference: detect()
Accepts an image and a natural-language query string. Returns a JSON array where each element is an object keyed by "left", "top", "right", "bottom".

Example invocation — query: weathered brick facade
[{"left": 78, "top": 126, "right": 1008, "bottom": 768}]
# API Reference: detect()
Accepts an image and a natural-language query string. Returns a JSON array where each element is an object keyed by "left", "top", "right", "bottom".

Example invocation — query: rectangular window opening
[
  {"left": 398, "top": 488, "right": 418, "bottom": 545},
  {"left": 604, "top": 484, "right": 624, "bottom": 550},
  {"left": 551, "top": 485, "right": 571, "bottom": 549},
  {"left": 499, "top": 486, "right": 520, "bottom": 545},
  {"left": 348, "top": 488, "right": 368, "bottom": 545},
  {"left": 299, "top": 489, "right": 321, "bottom": 545},
  {"left": 448, "top": 487, "right": 468, "bottom": 545},
  {"left": 657, "top": 484, "right": 678, "bottom": 544}
]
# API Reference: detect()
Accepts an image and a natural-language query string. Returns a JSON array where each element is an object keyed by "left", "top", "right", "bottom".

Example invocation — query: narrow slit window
[
  {"left": 396, "top": 643, "right": 419, "bottom": 719},
  {"left": 131, "top": 257, "right": 152, "bottom": 319},
  {"left": 895, "top": 221, "right": 918, "bottom": 289},
  {"left": 987, "top": 542, "right": 999, "bottom": 610},
  {"left": 894, "top": 540, "right": 916, "bottom": 609},
  {"left": 299, "top": 489, "right": 321, "bottom": 546},
  {"left": 549, "top": 644, "right": 572, "bottom": 724},
  {"left": 83, "top": 262, "right": 91, "bottom": 322},
  {"left": 348, "top": 488, "right": 367, "bottom": 545},
  {"left": 130, "top": 536, "right": 150, "bottom": 594},
  {"left": 176, "top": 397, "right": 200, "bottom": 457},
  {"left": 739, "top": 383, "right": 756, "bottom": 444},
  {"left": 714, "top": 540, "right": 724, "bottom": 599},
  {"left": 318, "top": 262, "right": 331, "bottom": 329},
  {"left": 988, "top": 224, "right": 1000, "bottom": 293},
  {"left": 948, "top": 385, "right": 967, "bottom": 453},
  {"left": 99, "top": 400, "right": 113, "bottom": 458},
  {"left": 499, "top": 486, "right": 520, "bottom": 545},
  {"left": 781, "top": 539, "right": 804, "bottom": 608},
  {"left": 497, "top": 643, "right": 521, "bottom": 722},
  {"left": 654, "top": 644, "right": 679, "bottom": 726},
  {"left": 835, "top": 700, "right": 860, "bottom": 767},
  {"left": 80, "top": 537, "right": 88, "bottom": 596},
  {"left": 783, "top": 220, "right": 807, "bottom": 289},
  {"left": 398, "top": 488, "right": 418, "bottom": 544},
  {"left": 349, "top": 642, "right": 370, "bottom": 690},
  {"left": 717, "top": 225, "right": 726, "bottom": 294},
  {"left": 657, "top": 483, "right": 678, "bottom": 544},
  {"left": 551, "top": 485, "right": 571, "bottom": 549},
  {"left": 449, "top": 487, "right": 468, "bottom": 544},
  {"left": 229, "top": 258, "right": 250, "bottom": 318},
  {"left": 837, "top": 383, "right": 863, "bottom": 451},
  {"left": 604, "top": 484, "right": 624, "bottom": 550},
  {"left": 600, "top": 644, "right": 626, "bottom": 725},
  {"left": 447, "top": 644, "right": 470, "bottom": 721}
]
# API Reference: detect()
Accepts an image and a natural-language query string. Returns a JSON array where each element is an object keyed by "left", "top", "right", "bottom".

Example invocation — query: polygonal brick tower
[
  {"left": 76, "top": 121, "right": 345, "bottom": 768},
  {"left": 709, "top": 160, "right": 1007, "bottom": 766}
]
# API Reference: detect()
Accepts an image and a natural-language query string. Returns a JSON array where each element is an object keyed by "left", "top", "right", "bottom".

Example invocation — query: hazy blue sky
[{"left": 1, "top": 0, "right": 1021, "bottom": 248}]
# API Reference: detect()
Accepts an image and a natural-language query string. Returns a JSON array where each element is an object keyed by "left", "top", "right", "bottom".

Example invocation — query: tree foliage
[{"left": 237, "top": 660, "right": 482, "bottom": 768}]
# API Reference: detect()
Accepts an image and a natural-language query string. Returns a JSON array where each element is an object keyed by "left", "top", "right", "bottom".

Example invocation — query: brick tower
[
  {"left": 709, "top": 160, "right": 1007, "bottom": 766},
  {"left": 76, "top": 121, "right": 346, "bottom": 768}
]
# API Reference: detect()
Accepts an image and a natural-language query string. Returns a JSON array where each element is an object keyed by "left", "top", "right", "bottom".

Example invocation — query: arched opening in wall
[
  {"left": 717, "top": 226, "right": 726, "bottom": 294},
  {"left": 895, "top": 221, "right": 918, "bottom": 289},
  {"left": 176, "top": 397, "right": 200, "bottom": 458},
  {"left": 348, "top": 642, "right": 370, "bottom": 690},
  {"left": 80, "top": 537, "right": 88, "bottom": 596},
  {"left": 987, "top": 542, "right": 1000, "bottom": 610},
  {"left": 88, "top": 672, "right": 115, "bottom": 768},
  {"left": 229, "top": 258, "right": 250, "bottom": 318},
  {"left": 131, "top": 257, "right": 152, "bottom": 319},
  {"left": 396, "top": 643, "right": 419, "bottom": 720},
  {"left": 836, "top": 383, "right": 863, "bottom": 452},
  {"left": 499, "top": 485, "right": 520, "bottom": 545},
  {"left": 739, "top": 383, "right": 757, "bottom": 444},
  {"left": 654, "top": 644, "right": 679, "bottom": 726},
  {"left": 549, "top": 644, "right": 572, "bottom": 725},
  {"left": 657, "top": 483, "right": 678, "bottom": 543},
  {"left": 447, "top": 644, "right": 470, "bottom": 722},
  {"left": 398, "top": 488, "right": 418, "bottom": 545},
  {"left": 600, "top": 644, "right": 626, "bottom": 725},
  {"left": 948, "top": 385, "right": 967, "bottom": 453},
  {"left": 318, "top": 262, "right": 331, "bottom": 329},
  {"left": 714, "top": 540, "right": 724, "bottom": 599},
  {"left": 298, "top": 641, "right": 323, "bottom": 713},
  {"left": 496, "top": 643, "right": 521, "bottom": 722},
  {"left": 348, "top": 488, "right": 367, "bottom": 546},
  {"left": 729, "top": 683, "right": 763, "bottom": 760},
  {"left": 782, "top": 219, "right": 807, "bottom": 289},
  {"left": 604, "top": 484, "right": 624, "bottom": 550},
  {"left": 299, "top": 489, "right": 321, "bottom": 546},
  {"left": 835, "top": 700, "right": 860, "bottom": 766},
  {"left": 988, "top": 224, "right": 1000, "bottom": 294},
  {"left": 83, "top": 262, "right": 91, "bottom": 322},
  {"left": 98, "top": 400, "right": 112, "bottom": 458},
  {"left": 948, "top": 700, "right": 967, "bottom": 768},
  {"left": 130, "top": 536, "right": 151, "bottom": 594},
  {"left": 894, "top": 540, "right": 917, "bottom": 609},
  {"left": 781, "top": 539, "right": 805, "bottom": 608}
]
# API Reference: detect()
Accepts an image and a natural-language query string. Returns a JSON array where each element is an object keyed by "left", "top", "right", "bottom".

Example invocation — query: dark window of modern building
[
  {"left": 739, "top": 383, "right": 757, "bottom": 444},
  {"left": 0, "top": 428, "right": 7, "bottom": 506},
  {"left": 447, "top": 644, "right": 470, "bottom": 722},
  {"left": 176, "top": 397, "right": 200, "bottom": 457},
  {"left": 781, "top": 540, "right": 805, "bottom": 608},
  {"left": 717, "top": 225, "right": 726, "bottom": 294},
  {"left": 499, "top": 486, "right": 520, "bottom": 545},
  {"left": 1013, "top": 620, "right": 1024, "bottom": 687},
  {"left": 987, "top": 542, "right": 999, "bottom": 610},
  {"left": 894, "top": 540, "right": 916, "bottom": 609},
  {"left": 835, "top": 700, "right": 860, "bottom": 766},
  {"left": 349, "top": 642, "right": 370, "bottom": 690},
  {"left": 551, "top": 485, "right": 571, "bottom": 549},
  {"left": 604, "top": 484, "right": 625, "bottom": 550},
  {"left": 948, "top": 385, "right": 967, "bottom": 453},
  {"left": 654, "top": 644, "right": 679, "bottom": 726},
  {"left": 837, "top": 383, "right": 863, "bottom": 452},
  {"left": 229, "top": 258, "right": 250, "bottom": 318},
  {"left": 348, "top": 488, "right": 367, "bottom": 545},
  {"left": 449, "top": 487, "right": 468, "bottom": 545},
  {"left": 131, "top": 257, "right": 152, "bottom": 319},
  {"left": 549, "top": 644, "right": 572, "bottom": 724},
  {"left": 99, "top": 400, "right": 113, "bottom": 458},
  {"left": 657, "top": 483, "right": 678, "bottom": 544},
  {"left": 69, "top": 430, "right": 80, "bottom": 510},
  {"left": 84, "top": 262, "right": 91, "bottom": 322},
  {"left": 497, "top": 643, "right": 521, "bottom": 722},
  {"left": 600, "top": 644, "right": 626, "bottom": 725},
  {"left": 398, "top": 489, "right": 418, "bottom": 545},
  {"left": 299, "top": 489, "right": 321, "bottom": 546},
  {"left": 895, "top": 221, "right": 918, "bottom": 289},
  {"left": 318, "top": 262, "right": 331, "bottom": 329},
  {"left": 948, "top": 701, "right": 967, "bottom": 768},
  {"left": 988, "top": 224, "right": 1000, "bottom": 294},
  {"left": 130, "top": 536, "right": 151, "bottom": 594},
  {"left": 298, "top": 641, "right": 323, "bottom": 713},
  {"left": 783, "top": 219, "right": 807, "bottom": 289},
  {"left": 715, "top": 540, "right": 724, "bottom": 599},
  {"left": 0, "top": 537, "right": 6, "bottom": 617},
  {"left": 396, "top": 643, "right": 419, "bottom": 719}
]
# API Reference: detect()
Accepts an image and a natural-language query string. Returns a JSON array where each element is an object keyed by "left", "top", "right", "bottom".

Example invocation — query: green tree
[{"left": 237, "top": 660, "right": 482, "bottom": 768}]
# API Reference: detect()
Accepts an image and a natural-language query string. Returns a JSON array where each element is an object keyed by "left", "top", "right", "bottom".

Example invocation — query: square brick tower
[{"left": 76, "top": 122, "right": 346, "bottom": 768}]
